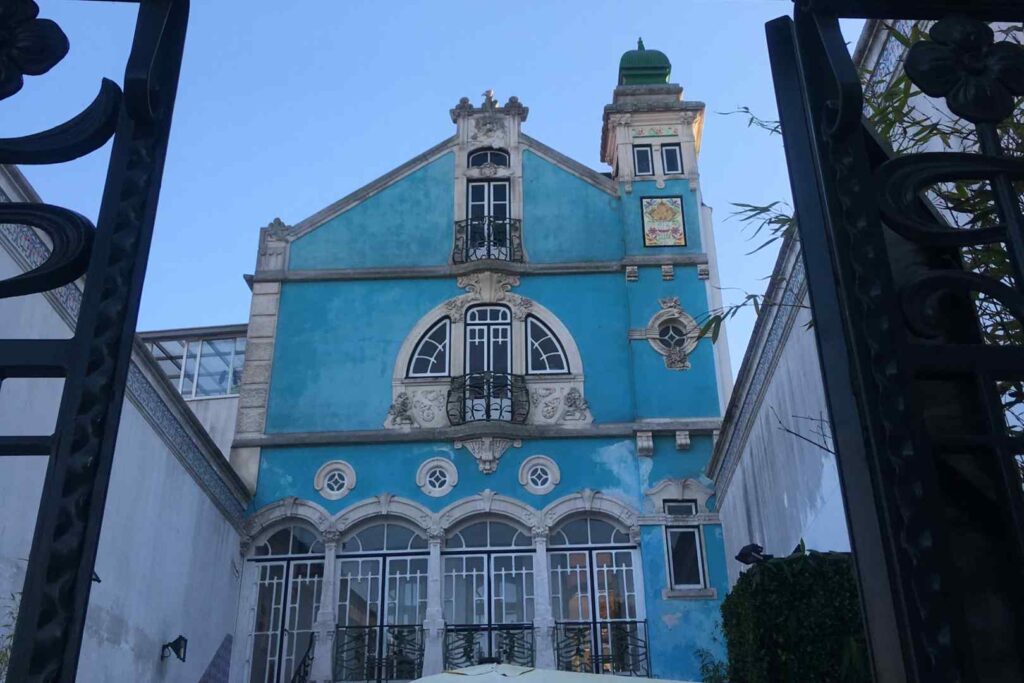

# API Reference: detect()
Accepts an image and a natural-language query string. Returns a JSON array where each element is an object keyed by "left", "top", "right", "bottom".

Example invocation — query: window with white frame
[
  {"left": 663, "top": 499, "right": 697, "bottom": 516},
  {"left": 146, "top": 334, "right": 246, "bottom": 399},
  {"left": 526, "top": 317, "right": 569, "bottom": 374},
  {"left": 632, "top": 145, "right": 653, "bottom": 176},
  {"left": 661, "top": 144, "right": 683, "bottom": 175},
  {"left": 408, "top": 318, "right": 451, "bottom": 377},
  {"left": 665, "top": 526, "right": 705, "bottom": 589},
  {"left": 468, "top": 149, "right": 510, "bottom": 168}
]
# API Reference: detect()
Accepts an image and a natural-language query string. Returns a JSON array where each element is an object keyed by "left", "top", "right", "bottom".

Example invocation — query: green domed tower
[{"left": 618, "top": 38, "right": 672, "bottom": 85}]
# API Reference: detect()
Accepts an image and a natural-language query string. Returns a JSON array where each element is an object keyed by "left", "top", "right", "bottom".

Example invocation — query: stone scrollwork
[
  {"left": 634, "top": 297, "right": 699, "bottom": 371},
  {"left": 454, "top": 437, "right": 522, "bottom": 474}
]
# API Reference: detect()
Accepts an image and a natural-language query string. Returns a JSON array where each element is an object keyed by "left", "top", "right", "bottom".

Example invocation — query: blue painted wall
[
  {"left": 289, "top": 153, "right": 455, "bottom": 270},
  {"left": 622, "top": 178, "right": 704, "bottom": 255}
]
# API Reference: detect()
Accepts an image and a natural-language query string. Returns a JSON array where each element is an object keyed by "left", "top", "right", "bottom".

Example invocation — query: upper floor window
[
  {"left": 661, "top": 144, "right": 683, "bottom": 175},
  {"left": 254, "top": 524, "right": 324, "bottom": 557},
  {"left": 408, "top": 318, "right": 450, "bottom": 377},
  {"left": 145, "top": 334, "right": 246, "bottom": 399},
  {"left": 666, "top": 527, "right": 705, "bottom": 589},
  {"left": 526, "top": 317, "right": 569, "bottom": 374},
  {"left": 663, "top": 499, "right": 698, "bottom": 516},
  {"left": 468, "top": 149, "right": 509, "bottom": 168},
  {"left": 633, "top": 145, "right": 653, "bottom": 176}
]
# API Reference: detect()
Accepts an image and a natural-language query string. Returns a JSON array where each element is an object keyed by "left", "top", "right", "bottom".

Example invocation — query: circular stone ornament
[
  {"left": 416, "top": 457, "right": 458, "bottom": 497},
  {"left": 518, "top": 455, "right": 560, "bottom": 495},
  {"left": 314, "top": 460, "right": 356, "bottom": 500}
]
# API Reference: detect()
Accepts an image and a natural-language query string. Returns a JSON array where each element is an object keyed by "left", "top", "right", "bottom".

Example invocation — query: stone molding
[
  {"left": 454, "top": 437, "right": 521, "bottom": 474},
  {"left": 644, "top": 477, "right": 715, "bottom": 514},
  {"left": 416, "top": 457, "right": 459, "bottom": 497},
  {"left": 313, "top": 460, "right": 356, "bottom": 501},
  {"left": 243, "top": 489, "right": 640, "bottom": 548},
  {"left": 518, "top": 455, "right": 560, "bottom": 495},
  {"left": 629, "top": 297, "right": 700, "bottom": 371}
]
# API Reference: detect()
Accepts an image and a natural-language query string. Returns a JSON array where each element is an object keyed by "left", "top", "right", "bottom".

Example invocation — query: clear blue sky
[{"left": 7, "top": 1, "right": 862, "bottom": 375}]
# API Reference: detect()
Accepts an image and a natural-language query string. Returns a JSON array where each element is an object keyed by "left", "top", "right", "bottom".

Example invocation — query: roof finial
[{"left": 637, "top": 37, "right": 645, "bottom": 50}]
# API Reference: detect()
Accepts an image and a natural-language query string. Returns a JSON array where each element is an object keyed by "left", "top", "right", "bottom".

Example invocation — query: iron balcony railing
[
  {"left": 443, "top": 624, "right": 535, "bottom": 669},
  {"left": 447, "top": 372, "right": 530, "bottom": 425},
  {"left": 554, "top": 621, "right": 651, "bottom": 678},
  {"left": 334, "top": 625, "right": 424, "bottom": 683},
  {"left": 452, "top": 217, "right": 524, "bottom": 263},
  {"left": 289, "top": 637, "right": 315, "bottom": 683}
]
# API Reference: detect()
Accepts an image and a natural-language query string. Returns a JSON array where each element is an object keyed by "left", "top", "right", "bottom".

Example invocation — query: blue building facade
[{"left": 229, "top": 44, "right": 731, "bottom": 683}]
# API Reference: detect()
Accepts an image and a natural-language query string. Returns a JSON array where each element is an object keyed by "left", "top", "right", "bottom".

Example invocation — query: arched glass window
[
  {"left": 408, "top": 319, "right": 450, "bottom": 377},
  {"left": 254, "top": 524, "right": 325, "bottom": 556},
  {"left": 341, "top": 522, "right": 428, "bottom": 553},
  {"left": 549, "top": 517, "right": 631, "bottom": 547},
  {"left": 468, "top": 149, "right": 509, "bottom": 168},
  {"left": 445, "top": 520, "right": 531, "bottom": 549},
  {"left": 526, "top": 316, "right": 569, "bottom": 374}
]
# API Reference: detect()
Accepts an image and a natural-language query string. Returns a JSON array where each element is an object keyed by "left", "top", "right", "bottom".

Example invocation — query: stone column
[
  {"left": 310, "top": 531, "right": 340, "bottom": 683},
  {"left": 532, "top": 525, "right": 555, "bottom": 670},
  {"left": 422, "top": 532, "right": 446, "bottom": 675}
]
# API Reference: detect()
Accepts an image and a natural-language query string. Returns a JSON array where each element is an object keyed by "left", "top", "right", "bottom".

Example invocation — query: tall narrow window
[
  {"left": 661, "top": 144, "right": 683, "bottom": 174},
  {"left": 633, "top": 145, "right": 653, "bottom": 176},
  {"left": 666, "top": 527, "right": 705, "bottom": 589},
  {"left": 526, "top": 317, "right": 569, "bottom": 374},
  {"left": 408, "top": 319, "right": 450, "bottom": 377}
]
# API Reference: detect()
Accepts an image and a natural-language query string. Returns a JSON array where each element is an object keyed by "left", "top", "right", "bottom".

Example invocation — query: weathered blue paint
[
  {"left": 640, "top": 524, "right": 728, "bottom": 681},
  {"left": 289, "top": 153, "right": 455, "bottom": 270}
]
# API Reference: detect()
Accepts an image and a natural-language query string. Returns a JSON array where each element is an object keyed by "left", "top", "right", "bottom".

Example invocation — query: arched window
[
  {"left": 254, "top": 524, "right": 325, "bottom": 556},
  {"left": 549, "top": 517, "right": 631, "bottom": 546},
  {"left": 341, "top": 522, "right": 428, "bottom": 553},
  {"left": 526, "top": 316, "right": 569, "bottom": 374},
  {"left": 408, "top": 318, "right": 450, "bottom": 377},
  {"left": 445, "top": 520, "right": 531, "bottom": 549},
  {"left": 468, "top": 149, "right": 509, "bottom": 168}
]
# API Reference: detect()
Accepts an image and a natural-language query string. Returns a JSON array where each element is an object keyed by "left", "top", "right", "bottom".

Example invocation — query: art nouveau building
[{"left": 228, "top": 43, "right": 731, "bottom": 683}]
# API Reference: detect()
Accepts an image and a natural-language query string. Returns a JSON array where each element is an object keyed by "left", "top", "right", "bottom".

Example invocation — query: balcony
[
  {"left": 333, "top": 625, "right": 423, "bottom": 683},
  {"left": 452, "top": 217, "right": 523, "bottom": 264},
  {"left": 443, "top": 624, "right": 535, "bottom": 669},
  {"left": 447, "top": 372, "right": 530, "bottom": 425},
  {"left": 554, "top": 621, "right": 651, "bottom": 677}
]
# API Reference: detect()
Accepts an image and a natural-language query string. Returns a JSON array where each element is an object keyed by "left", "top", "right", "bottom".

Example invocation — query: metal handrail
[
  {"left": 334, "top": 624, "right": 424, "bottom": 683},
  {"left": 288, "top": 636, "right": 315, "bottom": 683},
  {"left": 443, "top": 623, "right": 535, "bottom": 669},
  {"left": 446, "top": 371, "right": 530, "bottom": 425},
  {"left": 452, "top": 217, "right": 523, "bottom": 263},
  {"left": 554, "top": 620, "right": 651, "bottom": 678}
]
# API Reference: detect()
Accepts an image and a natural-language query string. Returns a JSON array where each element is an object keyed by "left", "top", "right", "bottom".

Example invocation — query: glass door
[
  {"left": 249, "top": 560, "right": 324, "bottom": 683},
  {"left": 336, "top": 558, "right": 383, "bottom": 681},
  {"left": 467, "top": 181, "right": 510, "bottom": 260},
  {"left": 464, "top": 307, "right": 512, "bottom": 421}
]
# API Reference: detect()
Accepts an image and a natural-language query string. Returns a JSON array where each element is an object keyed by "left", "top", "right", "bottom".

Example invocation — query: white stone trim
[
  {"left": 385, "top": 272, "right": 592, "bottom": 431},
  {"left": 541, "top": 489, "right": 639, "bottom": 536},
  {"left": 636, "top": 297, "right": 700, "bottom": 371},
  {"left": 437, "top": 489, "right": 542, "bottom": 534},
  {"left": 644, "top": 477, "right": 715, "bottom": 515},
  {"left": 243, "top": 496, "right": 333, "bottom": 541},
  {"left": 519, "top": 455, "right": 560, "bottom": 495},
  {"left": 416, "top": 457, "right": 459, "bottom": 497},
  {"left": 334, "top": 493, "right": 437, "bottom": 536},
  {"left": 313, "top": 460, "right": 356, "bottom": 501}
]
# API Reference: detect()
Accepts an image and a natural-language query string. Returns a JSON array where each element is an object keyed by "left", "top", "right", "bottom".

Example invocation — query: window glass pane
[
  {"left": 561, "top": 519, "right": 590, "bottom": 545},
  {"left": 527, "top": 318, "right": 568, "bottom": 374},
  {"left": 662, "top": 145, "right": 682, "bottom": 174},
  {"left": 290, "top": 526, "right": 319, "bottom": 554},
  {"left": 669, "top": 528, "right": 702, "bottom": 587},
  {"left": 181, "top": 341, "right": 199, "bottom": 397},
  {"left": 231, "top": 337, "right": 246, "bottom": 393},
  {"left": 664, "top": 500, "right": 697, "bottom": 515},
  {"left": 491, "top": 183, "right": 508, "bottom": 201},
  {"left": 588, "top": 520, "right": 616, "bottom": 544},
  {"left": 489, "top": 522, "right": 516, "bottom": 547},
  {"left": 266, "top": 528, "right": 292, "bottom": 555},
  {"left": 385, "top": 524, "right": 415, "bottom": 551},
  {"left": 149, "top": 339, "right": 185, "bottom": 388},
  {"left": 409, "top": 320, "right": 449, "bottom": 377},
  {"left": 458, "top": 522, "right": 488, "bottom": 548},
  {"left": 492, "top": 151, "right": 509, "bottom": 166},
  {"left": 634, "top": 147, "right": 653, "bottom": 175},
  {"left": 196, "top": 339, "right": 234, "bottom": 397}
]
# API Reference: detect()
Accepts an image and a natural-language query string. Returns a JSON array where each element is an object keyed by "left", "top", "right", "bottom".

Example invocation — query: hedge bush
[{"left": 720, "top": 545, "right": 869, "bottom": 682}]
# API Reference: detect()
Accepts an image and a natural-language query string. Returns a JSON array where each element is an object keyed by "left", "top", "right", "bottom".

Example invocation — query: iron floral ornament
[
  {"left": 0, "top": 0, "right": 69, "bottom": 100},
  {"left": 904, "top": 16, "right": 1024, "bottom": 124}
]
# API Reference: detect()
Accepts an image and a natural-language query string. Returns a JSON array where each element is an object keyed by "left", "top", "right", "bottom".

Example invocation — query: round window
[
  {"left": 528, "top": 465, "right": 550, "bottom": 489},
  {"left": 324, "top": 470, "right": 347, "bottom": 493},
  {"left": 658, "top": 322, "right": 688, "bottom": 349},
  {"left": 519, "top": 455, "right": 559, "bottom": 495},
  {"left": 426, "top": 467, "right": 449, "bottom": 491}
]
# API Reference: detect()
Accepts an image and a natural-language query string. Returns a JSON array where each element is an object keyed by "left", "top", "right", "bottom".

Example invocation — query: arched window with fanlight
[
  {"left": 526, "top": 316, "right": 569, "bottom": 374},
  {"left": 247, "top": 525, "right": 325, "bottom": 683},
  {"left": 408, "top": 318, "right": 450, "bottom": 377},
  {"left": 442, "top": 519, "right": 536, "bottom": 668},
  {"left": 468, "top": 148, "right": 509, "bottom": 168},
  {"left": 334, "top": 522, "right": 430, "bottom": 682},
  {"left": 549, "top": 517, "right": 649, "bottom": 676}
]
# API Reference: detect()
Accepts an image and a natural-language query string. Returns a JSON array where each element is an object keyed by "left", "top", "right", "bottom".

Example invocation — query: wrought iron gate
[
  {"left": 767, "top": 1, "right": 1024, "bottom": 681},
  {"left": 0, "top": 1, "right": 189, "bottom": 681}
]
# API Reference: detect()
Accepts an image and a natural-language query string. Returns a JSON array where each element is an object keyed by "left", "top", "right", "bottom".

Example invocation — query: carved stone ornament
[
  {"left": 454, "top": 437, "right": 522, "bottom": 474},
  {"left": 636, "top": 431, "right": 654, "bottom": 457},
  {"left": 446, "top": 271, "right": 526, "bottom": 322},
  {"left": 387, "top": 392, "right": 415, "bottom": 426},
  {"left": 643, "top": 298, "right": 699, "bottom": 371}
]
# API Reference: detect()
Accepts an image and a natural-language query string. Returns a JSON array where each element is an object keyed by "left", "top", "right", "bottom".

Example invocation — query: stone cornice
[
  {"left": 234, "top": 418, "right": 723, "bottom": 450},
  {"left": 251, "top": 254, "right": 709, "bottom": 283}
]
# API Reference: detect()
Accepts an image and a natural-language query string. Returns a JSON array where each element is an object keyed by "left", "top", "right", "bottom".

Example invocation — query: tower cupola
[{"left": 618, "top": 38, "right": 672, "bottom": 85}]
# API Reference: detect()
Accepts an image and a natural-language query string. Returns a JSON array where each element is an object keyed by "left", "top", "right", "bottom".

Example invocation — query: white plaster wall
[
  {"left": 717, "top": 297, "right": 851, "bottom": 586},
  {"left": 0, "top": 245, "right": 242, "bottom": 681},
  {"left": 186, "top": 396, "right": 240, "bottom": 458}
]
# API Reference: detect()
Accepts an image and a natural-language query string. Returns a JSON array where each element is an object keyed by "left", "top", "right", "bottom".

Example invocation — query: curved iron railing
[
  {"left": 443, "top": 624, "right": 535, "bottom": 669},
  {"left": 452, "top": 217, "right": 523, "bottom": 263},
  {"left": 334, "top": 625, "right": 423, "bottom": 682},
  {"left": 554, "top": 621, "right": 650, "bottom": 677},
  {"left": 288, "top": 636, "right": 315, "bottom": 683},
  {"left": 447, "top": 372, "right": 530, "bottom": 425}
]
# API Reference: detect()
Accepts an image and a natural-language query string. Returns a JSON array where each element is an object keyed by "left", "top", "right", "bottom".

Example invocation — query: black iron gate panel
[
  {"left": 0, "top": 1, "right": 189, "bottom": 681},
  {"left": 767, "top": 2, "right": 1024, "bottom": 681}
]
